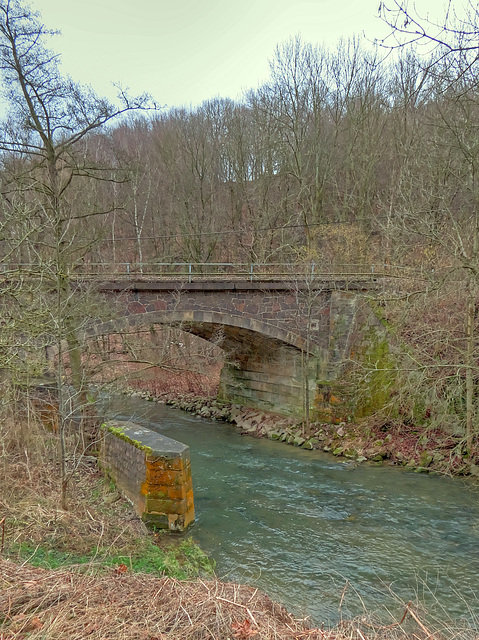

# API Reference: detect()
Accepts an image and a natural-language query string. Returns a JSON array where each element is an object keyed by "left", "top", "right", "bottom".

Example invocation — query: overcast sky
[{"left": 30, "top": 0, "right": 449, "bottom": 111}]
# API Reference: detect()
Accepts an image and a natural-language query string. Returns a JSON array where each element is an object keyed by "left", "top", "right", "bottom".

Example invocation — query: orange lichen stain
[
  {"left": 146, "top": 468, "right": 182, "bottom": 486},
  {"left": 145, "top": 456, "right": 185, "bottom": 471},
  {"left": 166, "top": 485, "right": 187, "bottom": 500},
  {"left": 184, "top": 507, "right": 195, "bottom": 528}
]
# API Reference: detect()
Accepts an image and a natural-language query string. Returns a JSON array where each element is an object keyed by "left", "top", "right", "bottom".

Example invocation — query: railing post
[
  {"left": 250, "top": 263, "right": 253, "bottom": 282},
  {"left": 126, "top": 263, "right": 130, "bottom": 275},
  {"left": 189, "top": 263, "right": 192, "bottom": 283},
  {"left": 371, "top": 264, "right": 374, "bottom": 274}
]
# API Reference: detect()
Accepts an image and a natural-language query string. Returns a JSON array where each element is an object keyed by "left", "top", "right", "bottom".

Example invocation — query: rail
[{"left": 0, "top": 261, "right": 430, "bottom": 283}]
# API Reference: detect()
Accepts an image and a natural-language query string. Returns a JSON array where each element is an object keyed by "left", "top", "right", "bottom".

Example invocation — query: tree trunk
[{"left": 465, "top": 272, "right": 476, "bottom": 453}]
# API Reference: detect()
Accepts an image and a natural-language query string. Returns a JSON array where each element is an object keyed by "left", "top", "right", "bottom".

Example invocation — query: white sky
[{"left": 31, "top": 0, "right": 450, "bottom": 110}]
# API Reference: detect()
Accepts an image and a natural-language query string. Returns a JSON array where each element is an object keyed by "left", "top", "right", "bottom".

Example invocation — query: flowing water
[{"left": 104, "top": 395, "right": 479, "bottom": 625}]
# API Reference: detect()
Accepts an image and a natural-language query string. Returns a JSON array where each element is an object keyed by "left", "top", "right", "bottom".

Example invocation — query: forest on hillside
[
  {"left": 1, "top": 0, "right": 479, "bottom": 475},
  {"left": 3, "top": 6, "right": 479, "bottom": 271},
  {"left": 4, "top": 34, "right": 476, "bottom": 271}
]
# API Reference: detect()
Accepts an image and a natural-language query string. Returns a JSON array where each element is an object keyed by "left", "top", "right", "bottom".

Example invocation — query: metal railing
[{"left": 0, "top": 261, "right": 429, "bottom": 283}]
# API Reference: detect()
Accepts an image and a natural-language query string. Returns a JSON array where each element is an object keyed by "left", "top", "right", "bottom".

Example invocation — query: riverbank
[
  {"left": 0, "top": 416, "right": 336, "bottom": 639},
  {"left": 122, "top": 387, "right": 479, "bottom": 477},
  {"left": 0, "top": 556, "right": 320, "bottom": 639},
  {"left": 0, "top": 416, "right": 214, "bottom": 580},
  {"left": 0, "top": 415, "right": 311, "bottom": 638},
  {"left": 2, "top": 410, "right": 477, "bottom": 638},
  {"left": 0, "top": 414, "right": 441, "bottom": 640},
  {"left": 1, "top": 556, "right": 460, "bottom": 640}
]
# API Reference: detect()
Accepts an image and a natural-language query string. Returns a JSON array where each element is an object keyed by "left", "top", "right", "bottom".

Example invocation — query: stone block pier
[{"left": 100, "top": 420, "right": 194, "bottom": 531}]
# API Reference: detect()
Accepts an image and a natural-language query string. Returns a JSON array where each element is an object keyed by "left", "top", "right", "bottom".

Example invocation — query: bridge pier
[{"left": 101, "top": 421, "right": 195, "bottom": 531}]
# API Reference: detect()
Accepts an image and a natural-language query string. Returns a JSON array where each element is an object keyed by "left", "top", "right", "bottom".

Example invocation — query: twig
[
  {"left": 180, "top": 603, "right": 193, "bottom": 626},
  {"left": 398, "top": 602, "right": 412, "bottom": 626},
  {"left": 407, "top": 604, "right": 435, "bottom": 639},
  {"left": 356, "top": 628, "right": 367, "bottom": 640},
  {"left": 20, "top": 543, "right": 41, "bottom": 567},
  {"left": 338, "top": 580, "right": 349, "bottom": 609},
  {"left": 0, "top": 516, "right": 5, "bottom": 554},
  {"left": 246, "top": 588, "right": 258, "bottom": 604},
  {"left": 215, "top": 596, "right": 257, "bottom": 626},
  {"left": 362, "top": 601, "right": 411, "bottom": 630}
]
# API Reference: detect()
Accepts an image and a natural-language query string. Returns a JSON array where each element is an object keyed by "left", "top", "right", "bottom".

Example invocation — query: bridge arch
[
  {"left": 89, "top": 280, "right": 363, "bottom": 415},
  {"left": 86, "top": 310, "right": 322, "bottom": 416},
  {"left": 87, "top": 310, "right": 311, "bottom": 353}
]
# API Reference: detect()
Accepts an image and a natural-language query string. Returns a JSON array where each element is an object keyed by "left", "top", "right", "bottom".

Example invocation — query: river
[{"left": 104, "top": 395, "right": 479, "bottom": 626}]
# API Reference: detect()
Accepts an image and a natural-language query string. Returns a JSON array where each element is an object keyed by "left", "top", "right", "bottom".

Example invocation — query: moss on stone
[
  {"left": 106, "top": 425, "right": 153, "bottom": 455},
  {"left": 354, "top": 324, "right": 396, "bottom": 419}
]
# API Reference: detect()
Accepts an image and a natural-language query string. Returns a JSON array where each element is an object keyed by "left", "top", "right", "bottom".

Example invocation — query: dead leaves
[
  {"left": 2, "top": 612, "right": 43, "bottom": 636},
  {"left": 114, "top": 563, "right": 128, "bottom": 575},
  {"left": 24, "top": 616, "right": 43, "bottom": 632},
  {"left": 232, "top": 618, "right": 259, "bottom": 638}
]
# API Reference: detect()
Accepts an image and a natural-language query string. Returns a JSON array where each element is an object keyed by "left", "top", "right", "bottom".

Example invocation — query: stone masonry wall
[
  {"left": 112, "top": 283, "right": 333, "bottom": 351},
  {"left": 96, "top": 282, "right": 368, "bottom": 417},
  {"left": 101, "top": 421, "right": 194, "bottom": 531}
]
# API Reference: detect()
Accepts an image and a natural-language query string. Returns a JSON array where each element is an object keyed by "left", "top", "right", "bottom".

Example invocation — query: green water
[{"left": 105, "top": 396, "right": 479, "bottom": 625}]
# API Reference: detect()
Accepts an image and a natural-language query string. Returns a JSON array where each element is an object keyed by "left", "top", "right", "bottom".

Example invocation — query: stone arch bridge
[{"left": 90, "top": 278, "right": 372, "bottom": 416}]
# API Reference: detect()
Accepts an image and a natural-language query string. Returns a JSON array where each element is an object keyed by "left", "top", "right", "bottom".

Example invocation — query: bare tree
[
  {"left": 378, "top": 0, "right": 479, "bottom": 85},
  {"left": 376, "top": 0, "right": 479, "bottom": 452},
  {"left": 0, "top": 0, "right": 156, "bottom": 507}
]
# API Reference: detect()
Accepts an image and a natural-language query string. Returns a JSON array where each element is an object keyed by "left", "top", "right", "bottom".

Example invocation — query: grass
[{"left": 7, "top": 537, "right": 214, "bottom": 580}]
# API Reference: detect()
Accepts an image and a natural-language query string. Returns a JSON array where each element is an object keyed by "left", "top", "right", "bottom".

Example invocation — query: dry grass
[
  {"left": 0, "top": 558, "right": 316, "bottom": 639},
  {"left": 2, "top": 559, "right": 475, "bottom": 640},
  {"left": 0, "top": 403, "right": 214, "bottom": 580},
  {"left": 0, "top": 411, "right": 148, "bottom": 557}
]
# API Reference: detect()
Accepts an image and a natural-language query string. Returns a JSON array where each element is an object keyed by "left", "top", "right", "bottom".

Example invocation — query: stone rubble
[{"left": 118, "top": 387, "right": 477, "bottom": 476}]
